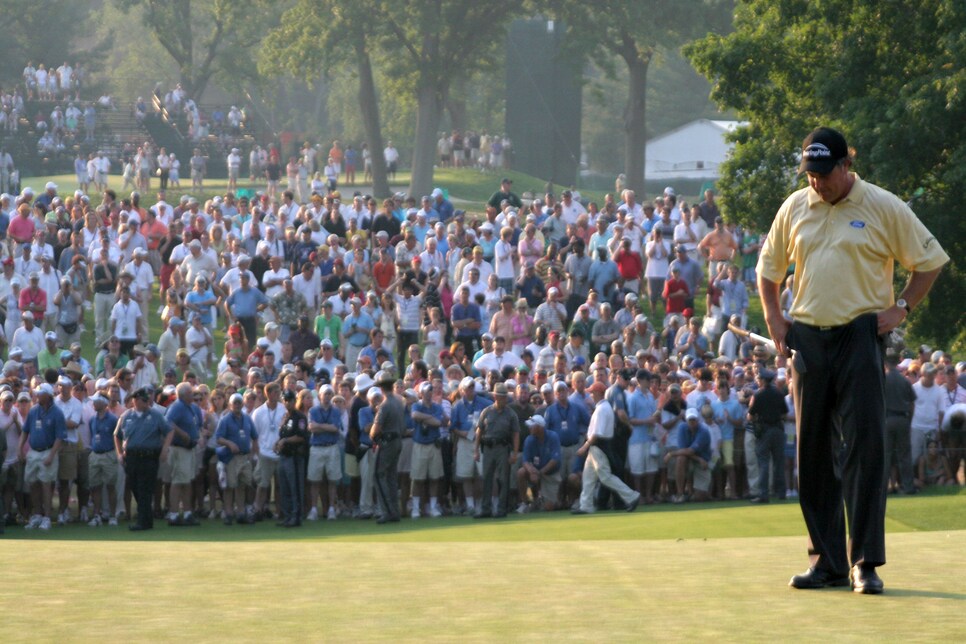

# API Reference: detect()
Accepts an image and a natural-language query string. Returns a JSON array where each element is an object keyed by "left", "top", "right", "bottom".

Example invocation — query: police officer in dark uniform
[
  {"left": 747, "top": 369, "right": 788, "bottom": 503},
  {"left": 275, "top": 390, "right": 308, "bottom": 528},
  {"left": 370, "top": 371, "right": 406, "bottom": 524},
  {"left": 474, "top": 383, "right": 521, "bottom": 518},
  {"left": 114, "top": 386, "right": 173, "bottom": 531},
  {"left": 883, "top": 351, "right": 917, "bottom": 494}
]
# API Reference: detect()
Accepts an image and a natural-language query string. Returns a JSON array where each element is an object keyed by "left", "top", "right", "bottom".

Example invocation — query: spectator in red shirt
[
  {"left": 663, "top": 266, "right": 689, "bottom": 316},
  {"left": 614, "top": 238, "right": 643, "bottom": 298}
]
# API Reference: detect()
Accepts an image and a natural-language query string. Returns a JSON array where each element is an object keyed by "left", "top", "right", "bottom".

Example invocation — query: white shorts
[
  {"left": 455, "top": 438, "right": 480, "bottom": 480},
  {"left": 307, "top": 444, "right": 342, "bottom": 482},
  {"left": 24, "top": 448, "right": 58, "bottom": 485}
]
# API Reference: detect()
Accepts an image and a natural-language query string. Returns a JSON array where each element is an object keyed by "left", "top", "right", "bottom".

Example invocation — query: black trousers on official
[
  {"left": 398, "top": 330, "right": 420, "bottom": 370},
  {"left": 375, "top": 437, "right": 401, "bottom": 520},
  {"left": 756, "top": 424, "right": 786, "bottom": 500},
  {"left": 126, "top": 449, "right": 161, "bottom": 528},
  {"left": 238, "top": 316, "right": 258, "bottom": 350},
  {"left": 480, "top": 443, "right": 510, "bottom": 515},
  {"left": 788, "top": 313, "right": 886, "bottom": 573},
  {"left": 278, "top": 455, "right": 305, "bottom": 523},
  {"left": 884, "top": 414, "right": 915, "bottom": 494}
]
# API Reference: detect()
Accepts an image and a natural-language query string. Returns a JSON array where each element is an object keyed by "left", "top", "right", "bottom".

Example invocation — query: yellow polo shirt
[{"left": 758, "top": 174, "right": 949, "bottom": 326}]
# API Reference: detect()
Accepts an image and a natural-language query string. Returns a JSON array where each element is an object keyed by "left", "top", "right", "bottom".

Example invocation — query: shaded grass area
[{"left": 4, "top": 486, "right": 963, "bottom": 544}]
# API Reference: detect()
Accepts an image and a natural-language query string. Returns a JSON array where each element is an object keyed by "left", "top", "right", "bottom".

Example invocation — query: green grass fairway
[{"left": 2, "top": 492, "right": 964, "bottom": 641}]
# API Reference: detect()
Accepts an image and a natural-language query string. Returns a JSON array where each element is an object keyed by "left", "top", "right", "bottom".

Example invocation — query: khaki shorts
[
  {"left": 689, "top": 461, "right": 712, "bottom": 492},
  {"left": 157, "top": 457, "right": 172, "bottom": 483},
  {"left": 410, "top": 442, "right": 444, "bottom": 480},
  {"left": 720, "top": 439, "right": 734, "bottom": 467},
  {"left": 58, "top": 442, "right": 79, "bottom": 480},
  {"left": 454, "top": 438, "right": 480, "bottom": 480},
  {"left": 225, "top": 455, "right": 254, "bottom": 488},
  {"left": 307, "top": 445, "right": 342, "bottom": 482},
  {"left": 88, "top": 451, "right": 119, "bottom": 488},
  {"left": 168, "top": 446, "right": 196, "bottom": 485},
  {"left": 536, "top": 470, "right": 562, "bottom": 501},
  {"left": 397, "top": 437, "right": 413, "bottom": 474},
  {"left": 25, "top": 448, "right": 59, "bottom": 485},
  {"left": 254, "top": 455, "right": 278, "bottom": 488}
]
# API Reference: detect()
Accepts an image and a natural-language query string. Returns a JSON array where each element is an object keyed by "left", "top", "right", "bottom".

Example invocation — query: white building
[{"left": 644, "top": 119, "right": 746, "bottom": 181}]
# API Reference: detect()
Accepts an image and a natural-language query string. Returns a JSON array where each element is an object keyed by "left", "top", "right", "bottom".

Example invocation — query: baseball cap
[
  {"left": 799, "top": 127, "right": 848, "bottom": 174},
  {"left": 685, "top": 408, "right": 700, "bottom": 421},
  {"left": 588, "top": 381, "right": 607, "bottom": 394},
  {"left": 45, "top": 331, "right": 58, "bottom": 341},
  {"left": 37, "top": 383, "right": 55, "bottom": 397},
  {"left": 526, "top": 415, "right": 546, "bottom": 428}
]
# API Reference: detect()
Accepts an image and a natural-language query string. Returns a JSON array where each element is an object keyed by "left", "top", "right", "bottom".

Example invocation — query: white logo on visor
[{"left": 804, "top": 144, "right": 832, "bottom": 159}]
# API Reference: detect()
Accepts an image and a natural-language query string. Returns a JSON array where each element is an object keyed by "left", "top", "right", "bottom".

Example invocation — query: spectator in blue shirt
[
  {"left": 711, "top": 373, "right": 744, "bottom": 500},
  {"left": 87, "top": 394, "right": 119, "bottom": 525},
  {"left": 543, "top": 381, "right": 590, "bottom": 507},
  {"left": 21, "top": 384, "right": 67, "bottom": 527},
  {"left": 627, "top": 370, "right": 659, "bottom": 502},
  {"left": 225, "top": 272, "right": 270, "bottom": 347},
  {"left": 517, "top": 415, "right": 562, "bottom": 512},
  {"left": 410, "top": 382, "right": 447, "bottom": 518},
  {"left": 431, "top": 188, "right": 454, "bottom": 223},
  {"left": 451, "top": 286, "right": 482, "bottom": 356},
  {"left": 588, "top": 247, "right": 620, "bottom": 306},
  {"left": 664, "top": 408, "right": 713, "bottom": 503},
  {"left": 215, "top": 393, "right": 260, "bottom": 524}
]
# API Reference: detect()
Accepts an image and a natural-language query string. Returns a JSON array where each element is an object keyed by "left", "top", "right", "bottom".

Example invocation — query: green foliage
[
  {"left": 113, "top": 0, "right": 274, "bottom": 99},
  {"left": 0, "top": 0, "right": 109, "bottom": 87},
  {"left": 687, "top": 0, "right": 966, "bottom": 350}
]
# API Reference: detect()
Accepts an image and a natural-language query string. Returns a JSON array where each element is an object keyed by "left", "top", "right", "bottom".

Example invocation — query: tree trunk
[
  {"left": 408, "top": 79, "right": 444, "bottom": 198},
  {"left": 355, "top": 40, "right": 390, "bottom": 199},
  {"left": 623, "top": 55, "right": 649, "bottom": 196},
  {"left": 447, "top": 97, "right": 467, "bottom": 133}
]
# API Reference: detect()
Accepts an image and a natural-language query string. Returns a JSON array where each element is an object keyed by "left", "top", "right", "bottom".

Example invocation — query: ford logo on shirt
[{"left": 850, "top": 220, "right": 866, "bottom": 228}]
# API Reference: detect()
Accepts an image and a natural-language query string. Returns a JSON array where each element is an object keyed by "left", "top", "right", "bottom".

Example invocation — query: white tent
[{"left": 645, "top": 119, "right": 746, "bottom": 180}]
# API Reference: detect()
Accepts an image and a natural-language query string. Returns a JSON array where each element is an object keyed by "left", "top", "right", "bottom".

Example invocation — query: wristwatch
[{"left": 896, "top": 298, "right": 910, "bottom": 314}]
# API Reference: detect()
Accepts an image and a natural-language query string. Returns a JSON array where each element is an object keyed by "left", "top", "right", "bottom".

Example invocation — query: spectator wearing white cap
[
  {"left": 516, "top": 414, "right": 562, "bottom": 513},
  {"left": 124, "top": 248, "right": 154, "bottom": 339},
  {"left": 12, "top": 310, "right": 44, "bottom": 362},
  {"left": 54, "top": 375, "right": 86, "bottom": 525},
  {"left": 20, "top": 382, "right": 65, "bottom": 530},
  {"left": 36, "top": 328, "right": 61, "bottom": 373}
]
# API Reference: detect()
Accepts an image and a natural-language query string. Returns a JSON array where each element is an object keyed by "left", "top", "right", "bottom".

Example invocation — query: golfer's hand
[
  {"left": 764, "top": 312, "right": 791, "bottom": 357},
  {"left": 877, "top": 305, "right": 906, "bottom": 336}
]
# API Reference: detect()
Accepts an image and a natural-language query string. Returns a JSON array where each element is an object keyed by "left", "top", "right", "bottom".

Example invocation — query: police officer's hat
[{"left": 132, "top": 386, "right": 154, "bottom": 400}]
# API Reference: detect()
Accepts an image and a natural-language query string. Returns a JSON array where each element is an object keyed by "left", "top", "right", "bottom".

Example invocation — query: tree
[
  {"left": 114, "top": 0, "right": 267, "bottom": 101},
  {"left": 544, "top": 0, "right": 733, "bottom": 195},
  {"left": 263, "top": 0, "right": 391, "bottom": 199},
  {"left": 0, "top": 1, "right": 108, "bottom": 88},
  {"left": 687, "top": 0, "right": 966, "bottom": 351},
  {"left": 374, "top": 0, "right": 520, "bottom": 197}
]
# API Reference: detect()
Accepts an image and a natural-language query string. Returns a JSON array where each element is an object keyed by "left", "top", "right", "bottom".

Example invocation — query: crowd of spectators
[{"left": 0, "top": 163, "right": 961, "bottom": 533}]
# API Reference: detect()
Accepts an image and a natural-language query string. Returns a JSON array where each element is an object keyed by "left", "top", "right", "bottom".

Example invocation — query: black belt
[
  {"left": 482, "top": 438, "right": 509, "bottom": 448},
  {"left": 92, "top": 449, "right": 114, "bottom": 455},
  {"left": 174, "top": 441, "right": 198, "bottom": 450},
  {"left": 127, "top": 448, "right": 161, "bottom": 458},
  {"left": 886, "top": 411, "right": 910, "bottom": 418},
  {"left": 95, "top": 290, "right": 115, "bottom": 295},
  {"left": 377, "top": 433, "right": 400, "bottom": 443},
  {"left": 561, "top": 442, "right": 578, "bottom": 448}
]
